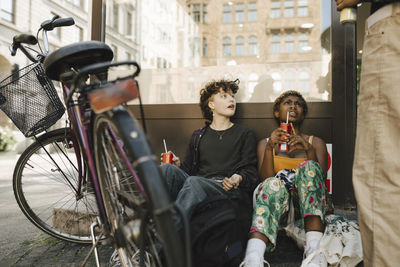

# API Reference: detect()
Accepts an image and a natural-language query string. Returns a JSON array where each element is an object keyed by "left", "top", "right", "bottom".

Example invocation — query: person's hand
[
  {"left": 222, "top": 174, "right": 242, "bottom": 191},
  {"left": 335, "top": 0, "right": 361, "bottom": 11},
  {"left": 160, "top": 151, "right": 181, "bottom": 167},
  {"left": 287, "top": 123, "right": 312, "bottom": 154},
  {"left": 266, "top": 127, "right": 290, "bottom": 149}
]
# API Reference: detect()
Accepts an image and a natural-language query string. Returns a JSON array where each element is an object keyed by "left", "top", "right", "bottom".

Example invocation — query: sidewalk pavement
[
  {"left": 0, "top": 210, "right": 360, "bottom": 267},
  {"left": 0, "top": 230, "right": 304, "bottom": 267}
]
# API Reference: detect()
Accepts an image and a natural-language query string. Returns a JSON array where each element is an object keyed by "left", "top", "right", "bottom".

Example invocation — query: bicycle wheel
[
  {"left": 93, "top": 108, "right": 186, "bottom": 267},
  {"left": 13, "top": 128, "right": 99, "bottom": 243}
]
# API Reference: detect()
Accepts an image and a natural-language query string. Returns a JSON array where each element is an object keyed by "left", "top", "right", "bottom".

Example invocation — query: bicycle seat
[{"left": 43, "top": 41, "right": 113, "bottom": 81}]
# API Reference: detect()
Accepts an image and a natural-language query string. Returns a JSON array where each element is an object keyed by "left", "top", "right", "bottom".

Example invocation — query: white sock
[
  {"left": 305, "top": 231, "right": 323, "bottom": 255},
  {"left": 244, "top": 238, "right": 266, "bottom": 265}
]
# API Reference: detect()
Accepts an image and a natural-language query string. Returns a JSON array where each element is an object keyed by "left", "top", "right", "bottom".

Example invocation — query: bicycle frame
[{"left": 61, "top": 82, "right": 143, "bottom": 227}]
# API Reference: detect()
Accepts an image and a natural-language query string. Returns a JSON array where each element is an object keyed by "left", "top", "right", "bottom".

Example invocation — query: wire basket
[{"left": 0, "top": 63, "right": 65, "bottom": 137}]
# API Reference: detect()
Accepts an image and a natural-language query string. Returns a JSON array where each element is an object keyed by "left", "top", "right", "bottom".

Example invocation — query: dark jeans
[{"left": 159, "top": 163, "right": 243, "bottom": 219}]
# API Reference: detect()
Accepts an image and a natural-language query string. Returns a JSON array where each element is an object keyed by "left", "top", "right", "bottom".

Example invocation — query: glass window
[
  {"left": 193, "top": 4, "right": 200, "bottom": 23},
  {"left": 203, "top": 37, "right": 208, "bottom": 56},
  {"left": 248, "top": 36, "right": 258, "bottom": 56},
  {"left": 0, "top": 0, "right": 14, "bottom": 22},
  {"left": 223, "top": 37, "right": 232, "bottom": 56},
  {"left": 284, "top": 71, "right": 296, "bottom": 90},
  {"left": 235, "top": 3, "right": 244, "bottom": 23},
  {"left": 271, "top": 35, "right": 280, "bottom": 54},
  {"left": 298, "top": 33, "right": 310, "bottom": 52},
  {"left": 270, "top": 1, "right": 281, "bottom": 18},
  {"left": 298, "top": 0, "right": 308, "bottom": 17},
  {"left": 193, "top": 37, "right": 201, "bottom": 56},
  {"left": 284, "top": 0, "right": 294, "bottom": 17},
  {"left": 285, "top": 34, "right": 294, "bottom": 53},
  {"left": 127, "top": 11, "right": 133, "bottom": 36},
  {"left": 298, "top": 71, "right": 310, "bottom": 94},
  {"left": 248, "top": 73, "right": 259, "bottom": 95},
  {"left": 248, "top": 2, "right": 257, "bottom": 22},
  {"left": 271, "top": 72, "right": 282, "bottom": 94},
  {"left": 223, "top": 4, "right": 232, "bottom": 23},
  {"left": 101, "top": 0, "right": 332, "bottom": 103},
  {"left": 236, "top": 36, "right": 244, "bottom": 56},
  {"left": 203, "top": 4, "right": 208, "bottom": 23},
  {"left": 113, "top": 3, "right": 119, "bottom": 30}
]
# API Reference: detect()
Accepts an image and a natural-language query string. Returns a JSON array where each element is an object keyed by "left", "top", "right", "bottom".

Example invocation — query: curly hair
[
  {"left": 199, "top": 79, "right": 239, "bottom": 121},
  {"left": 273, "top": 90, "right": 308, "bottom": 122}
]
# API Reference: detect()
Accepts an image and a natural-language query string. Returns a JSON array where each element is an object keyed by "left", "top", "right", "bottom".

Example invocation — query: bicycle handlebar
[
  {"left": 11, "top": 34, "right": 38, "bottom": 56},
  {"left": 41, "top": 17, "right": 75, "bottom": 31},
  {"left": 10, "top": 16, "right": 75, "bottom": 62}
]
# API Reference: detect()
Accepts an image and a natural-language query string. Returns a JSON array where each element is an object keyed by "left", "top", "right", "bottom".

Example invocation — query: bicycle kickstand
[{"left": 81, "top": 221, "right": 103, "bottom": 267}]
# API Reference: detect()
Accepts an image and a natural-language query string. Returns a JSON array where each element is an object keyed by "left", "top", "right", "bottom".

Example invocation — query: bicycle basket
[{"left": 0, "top": 63, "right": 65, "bottom": 137}]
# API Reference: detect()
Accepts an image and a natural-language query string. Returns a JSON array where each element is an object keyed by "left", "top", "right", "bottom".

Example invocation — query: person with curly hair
[
  {"left": 241, "top": 90, "right": 330, "bottom": 267},
  {"left": 160, "top": 78, "right": 259, "bottom": 266}
]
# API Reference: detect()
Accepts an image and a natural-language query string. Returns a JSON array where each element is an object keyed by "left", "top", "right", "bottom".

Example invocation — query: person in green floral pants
[
  {"left": 250, "top": 160, "right": 328, "bottom": 252},
  {"left": 240, "top": 91, "right": 329, "bottom": 267}
]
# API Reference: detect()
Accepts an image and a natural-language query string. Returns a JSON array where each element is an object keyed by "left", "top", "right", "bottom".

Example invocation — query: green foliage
[{"left": 0, "top": 127, "right": 16, "bottom": 151}]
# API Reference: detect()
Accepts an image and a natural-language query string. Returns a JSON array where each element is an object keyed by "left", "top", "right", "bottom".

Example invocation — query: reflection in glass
[{"left": 101, "top": 0, "right": 332, "bottom": 104}]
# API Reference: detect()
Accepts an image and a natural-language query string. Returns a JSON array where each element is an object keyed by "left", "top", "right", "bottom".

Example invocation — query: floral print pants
[{"left": 250, "top": 160, "right": 328, "bottom": 252}]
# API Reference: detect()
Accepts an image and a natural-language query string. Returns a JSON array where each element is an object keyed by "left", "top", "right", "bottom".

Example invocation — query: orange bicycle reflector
[{"left": 88, "top": 78, "right": 139, "bottom": 114}]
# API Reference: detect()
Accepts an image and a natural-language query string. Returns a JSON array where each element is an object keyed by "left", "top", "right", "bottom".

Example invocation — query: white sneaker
[
  {"left": 239, "top": 252, "right": 270, "bottom": 267},
  {"left": 108, "top": 248, "right": 153, "bottom": 267},
  {"left": 301, "top": 245, "right": 327, "bottom": 267}
]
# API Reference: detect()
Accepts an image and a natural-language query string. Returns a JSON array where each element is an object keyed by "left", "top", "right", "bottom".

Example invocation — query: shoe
[
  {"left": 109, "top": 249, "right": 122, "bottom": 267},
  {"left": 109, "top": 248, "right": 153, "bottom": 267},
  {"left": 301, "top": 245, "right": 327, "bottom": 267},
  {"left": 239, "top": 253, "right": 270, "bottom": 267}
]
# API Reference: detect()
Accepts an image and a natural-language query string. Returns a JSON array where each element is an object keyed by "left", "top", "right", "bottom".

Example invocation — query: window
[
  {"left": 298, "top": 33, "right": 310, "bottom": 52},
  {"left": 113, "top": 3, "right": 119, "bottom": 30},
  {"left": 193, "top": 37, "right": 201, "bottom": 56},
  {"left": 284, "top": 71, "right": 296, "bottom": 90},
  {"left": 73, "top": 25, "right": 83, "bottom": 42},
  {"left": 248, "top": 36, "right": 258, "bottom": 56},
  {"left": 271, "top": 72, "right": 282, "bottom": 93},
  {"left": 0, "top": 0, "right": 14, "bottom": 22},
  {"left": 223, "top": 37, "right": 232, "bottom": 56},
  {"left": 285, "top": 34, "right": 294, "bottom": 53},
  {"left": 193, "top": 4, "right": 200, "bottom": 23},
  {"left": 203, "top": 37, "right": 208, "bottom": 56},
  {"left": 235, "top": 36, "right": 244, "bottom": 56},
  {"left": 248, "top": 2, "right": 257, "bottom": 22},
  {"left": 270, "top": 1, "right": 280, "bottom": 18},
  {"left": 271, "top": 35, "right": 280, "bottom": 54},
  {"left": 284, "top": 0, "right": 294, "bottom": 17},
  {"left": 126, "top": 11, "right": 133, "bottom": 36},
  {"left": 298, "top": 71, "right": 310, "bottom": 93},
  {"left": 298, "top": 0, "right": 308, "bottom": 17},
  {"left": 203, "top": 4, "right": 208, "bottom": 23},
  {"left": 235, "top": 3, "right": 244, "bottom": 23},
  {"left": 248, "top": 73, "right": 259, "bottom": 95},
  {"left": 223, "top": 4, "right": 232, "bottom": 23}
]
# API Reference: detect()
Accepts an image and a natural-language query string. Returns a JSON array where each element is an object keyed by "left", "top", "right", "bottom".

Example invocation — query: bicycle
[{"left": 0, "top": 16, "right": 189, "bottom": 267}]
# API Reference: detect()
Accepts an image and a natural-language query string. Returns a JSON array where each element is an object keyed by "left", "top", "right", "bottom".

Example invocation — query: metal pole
[{"left": 340, "top": 7, "right": 358, "bottom": 207}]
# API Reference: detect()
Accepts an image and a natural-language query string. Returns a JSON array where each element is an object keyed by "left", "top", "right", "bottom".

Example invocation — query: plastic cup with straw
[
  {"left": 279, "top": 111, "right": 292, "bottom": 151},
  {"left": 162, "top": 139, "right": 173, "bottom": 163}
]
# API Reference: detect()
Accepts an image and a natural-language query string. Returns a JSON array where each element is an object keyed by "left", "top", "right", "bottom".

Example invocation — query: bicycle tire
[
  {"left": 93, "top": 107, "right": 186, "bottom": 267},
  {"left": 13, "top": 128, "right": 99, "bottom": 244}
]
